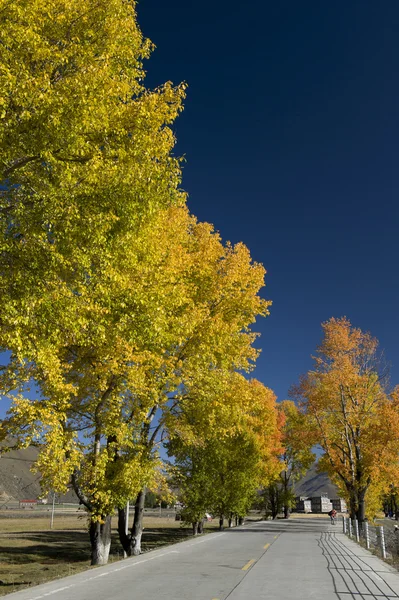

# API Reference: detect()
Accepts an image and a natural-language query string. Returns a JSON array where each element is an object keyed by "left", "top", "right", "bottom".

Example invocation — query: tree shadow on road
[{"left": 225, "top": 519, "right": 334, "bottom": 535}]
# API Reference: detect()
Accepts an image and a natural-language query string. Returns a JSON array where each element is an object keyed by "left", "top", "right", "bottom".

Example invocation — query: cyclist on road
[{"left": 328, "top": 509, "right": 337, "bottom": 524}]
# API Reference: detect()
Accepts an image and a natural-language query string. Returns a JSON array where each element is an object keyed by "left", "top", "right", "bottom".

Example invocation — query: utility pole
[{"left": 50, "top": 492, "right": 56, "bottom": 529}]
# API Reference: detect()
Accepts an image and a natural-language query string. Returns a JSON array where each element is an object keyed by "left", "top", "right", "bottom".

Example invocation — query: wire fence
[{"left": 342, "top": 516, "right": 399, "bottom": 561}]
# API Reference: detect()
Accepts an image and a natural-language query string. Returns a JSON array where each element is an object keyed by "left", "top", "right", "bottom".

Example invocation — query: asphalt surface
[{"left": 4, "top": 518, "right": 399, "bottom": 600}]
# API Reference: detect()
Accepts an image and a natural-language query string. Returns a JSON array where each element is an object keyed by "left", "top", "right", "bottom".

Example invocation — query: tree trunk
[
  {"left": 219, "top": 516, "right": 224, "bottom": 531},
  {"left": 348, "top": 490, "right": 357, "bottom": 520},
  {"left": 89, "top": 515, "right": 112, "bottom": 565},
  {"left": 235, "top": 515, "right": 239, "bottom": 526},
  {"left": 117, "top": 490, "right": 146, "bottom": 556},
  {"left": 357, "top": 490, "right": 366, "bottom": 524},
  {"left": 228, "top": 514, "right": 233, "bottom": 528},
  {"left": 393, "top": 496, "right": 398, "bottom": 520},
  {"left": 238, "top": 516, "right": 244, "bottom": 525},
  {"left": 130, "top": 489, "right": 146, "bottom": 555},
  {"left": 192, "top": 521, "right": 198, "bottom": 536},
  {"left": 282, "top": 470, "right": 290, "bottom": 520},
  {"left": 198, "top": 520, "right": 204, "bottom": 534}
]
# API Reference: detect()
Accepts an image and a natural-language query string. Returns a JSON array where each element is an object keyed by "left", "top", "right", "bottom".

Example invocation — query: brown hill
[{"left": 0, "top": 444, "right": 77, "bottom": 504}]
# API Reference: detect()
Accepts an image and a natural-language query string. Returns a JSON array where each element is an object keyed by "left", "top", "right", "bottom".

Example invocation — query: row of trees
[
  {"left": 0, "top": 0, "right": 284, "bottom": 565},
  {"left": 256, "top": 318, "right": 399, "bottom": 525}
]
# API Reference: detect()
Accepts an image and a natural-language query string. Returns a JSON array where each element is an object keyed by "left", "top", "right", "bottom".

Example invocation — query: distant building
[
  {"left": 311, "top": 495, "right": 333, "bottom": 513},
  {"left": 295, "top": 497, "right": 312, "bottom": 513},
  {"left": 19, "top": 499, "right": 37, "bottom": 509},
  {"left": 331, "top": 498, "right": 347, "bottom": 512},
  {"left": 293, "top": 490, "right": 347, "bottom": 514}
]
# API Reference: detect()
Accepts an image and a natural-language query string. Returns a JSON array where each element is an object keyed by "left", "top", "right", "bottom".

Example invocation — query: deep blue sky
[{"left": 136, "top": 0, "right": 399, "bottom": 401}]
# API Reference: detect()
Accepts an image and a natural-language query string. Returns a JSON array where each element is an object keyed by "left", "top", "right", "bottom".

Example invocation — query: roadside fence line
[{"left": 342, "top": 516, "right": 393, "bottom": 560}]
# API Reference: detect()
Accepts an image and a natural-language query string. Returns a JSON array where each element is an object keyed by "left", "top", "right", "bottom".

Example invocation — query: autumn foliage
[
  {"left": 0, "top": 0, "right": 281, "bottom": 565},
  {"left": 168, "top": 375, "right": 281, "bottom": 531},
  {"left": 293, "top": 318, "right": 399, "bottom": 521}
]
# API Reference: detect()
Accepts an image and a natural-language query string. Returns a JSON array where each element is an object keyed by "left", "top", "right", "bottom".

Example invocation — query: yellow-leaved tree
[
  {"left": 114, "top": 219, "right": 270, "bottom": 555},
  {"left": 1, "top": 205, "right": 270, "bottom": 562},
  {"left": 0, "top": 0, "right": 186, "bottom": 359},
  {"left": 168, "top": 374, "right": 281, "bottom": 533},
  {"left": 0, "top": 0, "right": 186, "bottom": 565}
]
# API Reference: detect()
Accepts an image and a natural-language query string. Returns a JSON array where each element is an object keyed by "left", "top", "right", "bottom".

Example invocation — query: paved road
[{"left": 5, "top": 518, "right": 399, "bottom": 600}]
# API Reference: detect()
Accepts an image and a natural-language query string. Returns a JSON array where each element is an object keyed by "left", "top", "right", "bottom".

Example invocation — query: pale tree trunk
[
  {"left": 89, "top": 516, "right": 112, "bottom": 565},
  {"left": 198, "top": 520, "right": 204, "bottom": 534},
  {"left": 71, "top": 454, "right": 113, "bottom": 566},
  {"left": 89, "top": 400, "right": 114, "bottom": 565}
]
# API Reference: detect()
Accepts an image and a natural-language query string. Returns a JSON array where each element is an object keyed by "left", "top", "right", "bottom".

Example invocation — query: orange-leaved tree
[{"left": 292, "top": 317, "right": 399, "bottom": 522}]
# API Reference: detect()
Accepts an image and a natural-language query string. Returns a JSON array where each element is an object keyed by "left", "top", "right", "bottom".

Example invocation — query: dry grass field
[
  {"left": 2, "top": 511, "right": 326, "bottom": 595},
  {"left": 0, "top": 512, "right": 219, "bottom": 596}
]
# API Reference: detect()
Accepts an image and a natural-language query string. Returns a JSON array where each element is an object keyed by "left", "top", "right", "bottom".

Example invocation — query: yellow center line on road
[
  {"left": 242, "top": 558, "right": 256, "bottom": 571},
  {"left": 263, "top": 543, "right": 270, "bottom": 550}
]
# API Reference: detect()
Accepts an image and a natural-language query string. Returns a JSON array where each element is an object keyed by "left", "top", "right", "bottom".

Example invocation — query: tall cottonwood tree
[
  {"left": 0, "top": 0, "right": 186, "bottom": 565},
  {"left": 0, "top": 206, "right": 196, "bottom": 563},
  {"left": 293, "top": 318, "right": 399, "bottom": 522},
  {"left": 118, "top": 228, "right": 270, "bottom": 555}
]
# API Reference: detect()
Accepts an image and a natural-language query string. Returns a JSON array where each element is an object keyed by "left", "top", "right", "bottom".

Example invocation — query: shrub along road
[{"left": 4, "top": 518, "right": 399, "bottom": 600}]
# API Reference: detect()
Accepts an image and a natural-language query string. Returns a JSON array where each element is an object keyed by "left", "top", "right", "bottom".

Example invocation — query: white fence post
[
  {"left": 378, "top": 526, "right": 387, "bottom": 559},
  {"left": 354, "top": 519, "right": 360, "bottom": 543},
  {"left": 343, "top": 516, "right": 347, "bottom": 534},
  {"left": 364, "top": 521, "right": 370, "bottom": 550},
  {"left": 349, "top": 519, "right": 353, "bottom": 538}
]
